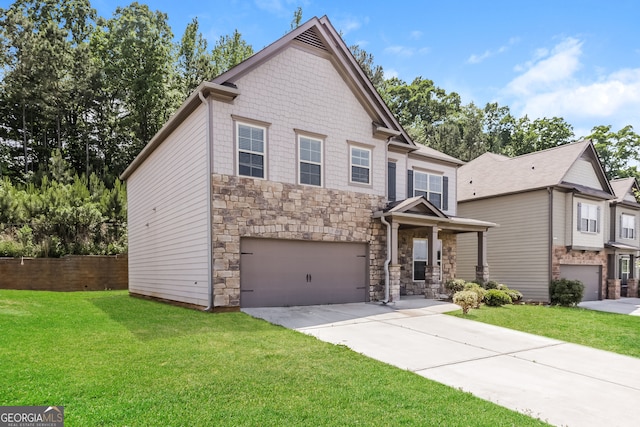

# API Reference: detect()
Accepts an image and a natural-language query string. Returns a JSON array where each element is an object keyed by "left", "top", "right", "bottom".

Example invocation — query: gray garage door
[
  {"left": 240, "top": 238, "right": 368, "bottom": 308},
  {"left": 559, "top": 265, "right": 601, "bottom": 301}
]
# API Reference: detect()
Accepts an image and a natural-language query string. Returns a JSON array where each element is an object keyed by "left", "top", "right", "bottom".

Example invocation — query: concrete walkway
[
  {"left": 579, "top": 297, "right": 640, "bottom": 315},
  {"left": 244, "top": 298, "right": 640, "bottom": 427}
]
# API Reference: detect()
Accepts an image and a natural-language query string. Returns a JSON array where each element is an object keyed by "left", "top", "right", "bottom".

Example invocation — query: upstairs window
[
  {"left": 350, "top": 147, "right": 371, "bottom": 184},
  {"left": 622, "top": 214, "right": 636, "bottom": 239},
  {"left": 299, "top": 136, "right": 322, "bottom": 186},
  {"left": 414, "top": 171, "right": 443, "bottom": 209},
  {"left": 577, "top": 202, "right": 599, "bottom": 233},
  {"left": 237, "top": 123, "right": 265, "bottom": 178}
]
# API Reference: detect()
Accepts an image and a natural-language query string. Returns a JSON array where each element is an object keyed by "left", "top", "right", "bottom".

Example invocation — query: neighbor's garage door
[
  {"left": 559, "top": 265, "right": 601, "bottom": 301},
  {"left": 240, "top": 238, "right": 368, "bottom": 308}
]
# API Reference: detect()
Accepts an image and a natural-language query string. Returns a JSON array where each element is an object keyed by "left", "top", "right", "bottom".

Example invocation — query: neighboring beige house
[
  {"left": 608, "top": 177, "right": 640, "bottom": 298},
  {"left": 120, "top": 16, "right": 493, "bottom": 310},
  {"left": 456, "top": 140, "right": 630, "bottom": 302}
]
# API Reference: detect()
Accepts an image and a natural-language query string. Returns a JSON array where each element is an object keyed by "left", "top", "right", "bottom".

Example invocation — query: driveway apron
[{"left": 244, "top": 300, "right": 640, "bottom": 427}]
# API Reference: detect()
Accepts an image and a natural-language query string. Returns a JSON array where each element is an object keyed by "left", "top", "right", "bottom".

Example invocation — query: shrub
[
  {"left": 496, "top": 284, "right": 523, "bottom": 303},
  {"left": 483, "top": 280, "right": 500, "bottom": 290},
  {"left": 463, "top": 282, "right": 487, "bottom": 308},
  {"left": 445, "top": 278, "right": 467, "bottom": 297},
  {"left": 549, "top": 279, "right": 584, "bottom": 307},
  {"left": 484, "top": 289, "right": 512, "bottom": 307},
  {"left": 453, "top": 290, "right": 478, "bottom": 315},
  {"left": 0, "top": 239, "right": 23, "bottom": 257}
]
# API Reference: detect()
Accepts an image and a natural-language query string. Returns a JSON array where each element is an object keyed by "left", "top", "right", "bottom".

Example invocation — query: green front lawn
[
  {"left": 0, "top": 290, "right": 547, "bottom": 426},
  {"left": 449, "top": 304, "right": 640, "bottom": 358}
]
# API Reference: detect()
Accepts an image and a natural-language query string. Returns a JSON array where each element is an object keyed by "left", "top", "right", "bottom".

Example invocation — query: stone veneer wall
[
  {"left": 211, "top": 174, "right": 387, "bottom": 307},
  {"left": 397, "top": 229, "right": 456, "bottom": 296},
  {"left": 552, "top": 246, "right": 608, "bottom": 299}
]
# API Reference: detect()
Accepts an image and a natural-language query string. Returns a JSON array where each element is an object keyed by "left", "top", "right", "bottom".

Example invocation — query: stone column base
[
  {"left": 607, "top": 279, "right": 621, "bottom": 300},
  {"left": 627, "top": 278, "right": 638, "bottom": 298},
  {"left": 476, "top": 265, "right": 489, "bottom": 284},
  {"left": 388, "top": 264, "right": 401, "bottom": 302},
  {"left": 423, "top": 266, "right": 442, "bottom": 299}
]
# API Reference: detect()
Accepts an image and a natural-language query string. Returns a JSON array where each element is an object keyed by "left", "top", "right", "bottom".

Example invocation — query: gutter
[
  {"left": 548, "top": 187, "right": 554, "bottom": 285},
  {"left": 379, "top": 213, "right": 391, "bottom": 304},
  {"left": 199, "top": 90, "right": 214, "bottom": 312}
]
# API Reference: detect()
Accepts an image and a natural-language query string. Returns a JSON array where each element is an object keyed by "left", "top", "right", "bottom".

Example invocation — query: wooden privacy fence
[{"left": 0, "top": 255, "right": 128, "bottom": 291}]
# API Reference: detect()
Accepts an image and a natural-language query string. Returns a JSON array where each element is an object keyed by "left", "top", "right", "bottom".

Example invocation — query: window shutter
[
  {"left": 443, "top": 176, "right": 449, "bottom": 211},
  {"left": 597, "top": 206, "right": 601, "bottom": 233},
  {"left": 577, "top": 202, "right": 582, "bottom": 231},
  {"left": 620, "top": 215, "right": 623, "bottom": 239},
  {"left": 388, "top": 162, "right": 396, "bottom": 202},
  {"left": 407, "top": 170, "right": 414, "bottom": 198}
]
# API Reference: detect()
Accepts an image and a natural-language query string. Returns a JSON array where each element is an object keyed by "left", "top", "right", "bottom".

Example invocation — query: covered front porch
[
  {"left": 606, "top": 242, "right": 640, "bottom": 298},
  {"left": 374, "top": 197, "right": 496, "bottom": 301}
]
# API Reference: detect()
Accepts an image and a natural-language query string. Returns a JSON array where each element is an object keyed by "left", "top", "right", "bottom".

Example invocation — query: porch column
[
  {"left": 628, "top": 255, "right": 638, "bottom": 298},
  {"left": 424, "top": 226, "right": 442, "bottom": 298},
  {"left": 390, "top": 221, "right": 399, "bottom": 265},
  {"left": 476, "top": 231, "right": 490, "bottom": 284}
]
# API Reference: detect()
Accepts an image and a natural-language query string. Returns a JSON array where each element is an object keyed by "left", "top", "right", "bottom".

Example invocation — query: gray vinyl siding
[
  {"left": 127, "top": 103, "right": 210, "bottom": 307},
  {"left": 552, "top": 190, "right": 567, "bottom": 246},
  {"left": 564, "top": 158, "right": 604, "bottom": 190},
  {"left": 457, "top": 190, "right": 550, "bottom": 301}
]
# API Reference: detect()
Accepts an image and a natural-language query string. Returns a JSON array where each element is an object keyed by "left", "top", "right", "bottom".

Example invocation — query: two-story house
[
  {"left": 120, "top": 16, "right": 493, "bottom": 310},
  {"left": 608, "top": 177, "right": 640, "bottom": 298},
  {"left": 456, "top": 140, "right": 635, "bottom": 302}
]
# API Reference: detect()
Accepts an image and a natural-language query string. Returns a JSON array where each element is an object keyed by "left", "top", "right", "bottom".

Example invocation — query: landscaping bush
[
  {"left": 483, "top": 280, "right": 500, "bottom": 290},
  {"left": 549, "top": 279, "right": 584, "bottom": 307},
  {"left": 463, "top": 282, "right": 487, "bottom": 308},
  {"left": 484, "top": 289, "right": 512, "bottom": 307},
  {"left": 453, "top": 290, "right": 478, "bottom": 315},
  {"left": 445, "top": 278, "right": 467, "bottom": 297},
  {"left": 496, "top": 284, "right": 523, "bottom": 303}
]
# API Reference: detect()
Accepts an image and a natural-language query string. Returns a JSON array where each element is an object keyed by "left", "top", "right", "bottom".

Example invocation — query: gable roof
[
  {"left": 385, "top": 196, "right": 448, "bottom": 218},
  {"left": 610, "top": 177, "right": 640, "bottom": 207},
  {"left": 458, "top": 140, "right": 615, "bottom": 201},
  {"left": 212, "top": 16, "right": 414, "bottom": 147}
]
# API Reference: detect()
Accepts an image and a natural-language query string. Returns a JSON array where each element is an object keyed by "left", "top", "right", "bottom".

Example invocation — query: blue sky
[{"left": 18, "top": 0, "right": 640, "bottom": 139}]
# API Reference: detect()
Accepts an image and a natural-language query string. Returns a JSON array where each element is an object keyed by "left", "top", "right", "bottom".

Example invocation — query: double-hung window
[
  {"left": 412, "top": 239, "right": 442, "bottom": 281},
  {"left": 299, "top": 136, "right": 322, "bottom": 186},
  {"left": 237, "top": 123, "right": 265, "bottom": 178},
  {"left": 414, "top": 171, "right": 443, "bottom": 209},
  {"left": 622, "top": 214, "right": 635, "bottom": 239},
  {"left": 578, "top": 202, "right": 599, "bottom": 233},
  {"left": 350, "top": 146, "right": 371, "bottom": 184}
]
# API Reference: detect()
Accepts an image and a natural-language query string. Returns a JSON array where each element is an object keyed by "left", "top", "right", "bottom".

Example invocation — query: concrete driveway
[
  {"left": 244, "top": 298, "right": 640, "bottom": 427},
  {"left": 579, "top": 297, "right": 640, "bottom": 315}
]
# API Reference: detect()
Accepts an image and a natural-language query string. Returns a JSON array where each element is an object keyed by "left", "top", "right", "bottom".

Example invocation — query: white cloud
[
  {"left": 254, "top": 0, "right": 303, "bottom": 17},
  {"left": 503, "top": 37, "right": 640, "bottom": 134},
  {"left": 384, "top": 68, "right": 399, "bottom": 79},
  {"left": 467, "top": 37, "right": 519, "bottom": 64},
  {"left": 410, "top": 30, "right": 423, "bottom": 40},
  {"left": 335, "top": 16, "right": 368, "bottom": 35},
  {"left": 384, "top": 45, "right": 429, "bottom": 58}
]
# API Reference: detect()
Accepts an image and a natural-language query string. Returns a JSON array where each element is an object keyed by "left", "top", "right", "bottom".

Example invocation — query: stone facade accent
[
  {"left": 211, "top": 174, "right": 388, "bottom": 307},
  {"left": 607, "top": 279, "right": 621, "bottom": 300},
  {"left": 396, "top": 229, "right": 456, "bottom": 297},
  {"left": 388, "top": 264, "right": 401, "bottom": 302},
  {"left": 552, "top": 245, "right": 608, "bottom": 300},
  {"left": 627, "top": 278, "right": 638, "bottom": 298}
]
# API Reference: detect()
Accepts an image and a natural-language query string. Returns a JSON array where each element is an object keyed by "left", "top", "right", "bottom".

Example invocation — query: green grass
[
  {"left": 0, "top": 290, "right": 548, "bottom": 426},
  {"left": 449, "top": 304, "right": 640, "bottom": 358}
]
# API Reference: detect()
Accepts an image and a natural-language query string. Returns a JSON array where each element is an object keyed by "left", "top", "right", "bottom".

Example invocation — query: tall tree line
[{"left": 0, "top": 0, "right": 253, "bottom": 184}]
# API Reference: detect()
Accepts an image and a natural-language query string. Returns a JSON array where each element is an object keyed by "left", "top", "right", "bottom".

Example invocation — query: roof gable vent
[{"left": 294, "top": 27, "right": 328, "bottom": 51}]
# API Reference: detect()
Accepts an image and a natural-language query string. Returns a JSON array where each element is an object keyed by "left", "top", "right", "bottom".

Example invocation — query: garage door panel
[
  {"left": 559, "top": 265, "right": 601, "bottom": 301},
  {"left": 240, "top": 238, "right": 368, "bottom": 308}
]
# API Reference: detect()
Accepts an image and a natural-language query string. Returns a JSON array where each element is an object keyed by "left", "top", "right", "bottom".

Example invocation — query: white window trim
[
  {"left": 412, "top": 238, "right": 442, "bottom": 281},
  {"left": 297, "top": 135, "right": 323, "bottom": 187},
  {"left": 414, "top": 171, "right": 443, "bottom": 208},
  {"left": 349, "top": 146, "right": 372, "bottom": 185},
  {"left": 579, "top": 202, "right": 599, "bottom": 233},
  {"left": 622, "top": 214, "right": 635, "bottom": 239},
  {"left": 236, "top": 121, "right": 267, "bottom": 179}
]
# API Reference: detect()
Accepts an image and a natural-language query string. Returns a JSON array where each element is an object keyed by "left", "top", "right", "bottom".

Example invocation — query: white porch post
[
  {"left": 389, "top": 221, "right": 401, "bottom": 302},
  {"left": 424, "top": 226, "right": 442, "bottom": 298}
]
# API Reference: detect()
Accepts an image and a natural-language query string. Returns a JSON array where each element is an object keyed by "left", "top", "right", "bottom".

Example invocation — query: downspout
[
  {"left": 380, "top": 214, "right": 391, "bottom": 304},
  {"left": 548, "top": 187, "right": 554, "bottom": 285},
  {"left": 199, "top": 90, "right": 214, "bottom": 312}
]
